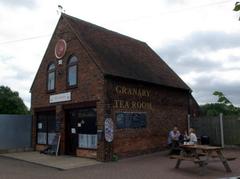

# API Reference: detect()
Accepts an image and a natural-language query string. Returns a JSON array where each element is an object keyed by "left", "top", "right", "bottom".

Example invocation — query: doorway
[
  {"left": 65, "top": 108, "right": 97, "bottom": 155},
  {"left": 36, "top": 111, "right": 56, "bottom": 146}
]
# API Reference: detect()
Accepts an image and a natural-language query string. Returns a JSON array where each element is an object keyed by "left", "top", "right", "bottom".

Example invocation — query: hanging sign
[
  {"left": 104, "top": 118, "right": 114, "bottom": 142},
  {"left": 55, "top": 39, "right": 67, "bottom": 59}
]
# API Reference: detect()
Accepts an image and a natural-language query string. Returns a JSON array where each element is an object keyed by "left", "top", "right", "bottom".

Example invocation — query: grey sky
[
  {"left": 158, "top": 31, "right": 240, "bottom": 59},
  {"left": 0, "top": 0, "right": 239, "bottom": 108},
  {"left": 158, "top": 30, "right": 240, "bottom": 105},
  {"left": 0, "top": 0, "right": 37, "bottom": 8}
]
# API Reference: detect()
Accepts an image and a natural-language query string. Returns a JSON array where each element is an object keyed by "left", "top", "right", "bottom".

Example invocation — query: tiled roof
[{"left": 62, "top": 13, "right": 190, "bottom": 90}]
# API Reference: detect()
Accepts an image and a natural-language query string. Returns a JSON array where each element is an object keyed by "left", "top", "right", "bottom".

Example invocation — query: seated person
[
  {"left": 168, "top": 126, "right": 181, "bottom": 155},
  {"left": 184, "top": 128, "right": 197, "bottom": 144}
]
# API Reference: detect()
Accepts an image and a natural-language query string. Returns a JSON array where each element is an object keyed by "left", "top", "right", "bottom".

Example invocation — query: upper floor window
[
  {"left": 67, "top": 56, "right": 78, "bottom": 87},
  {"left": 47, "top": 63, "right": 55, "bottom": 91}
]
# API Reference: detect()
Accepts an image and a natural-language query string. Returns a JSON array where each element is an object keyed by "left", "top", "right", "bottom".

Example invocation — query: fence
[
  {"left": 223, "top": 116, "right": 240, "bottom": 145},
  {"left": 190, "top": 115, "right": 240, "bottom": 146},
  {"left": 0, "top": 114, "right": 32, "bottom": 152}
]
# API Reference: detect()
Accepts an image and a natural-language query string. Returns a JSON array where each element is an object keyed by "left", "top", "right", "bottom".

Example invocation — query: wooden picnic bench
[{"left": 171, "top": 144, "right": 236, "bottom": 175}]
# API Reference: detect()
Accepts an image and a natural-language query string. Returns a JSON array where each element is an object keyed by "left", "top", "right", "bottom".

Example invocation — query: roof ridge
[{"left": 61, "top": 13, "right": 146, "bottom": 45}]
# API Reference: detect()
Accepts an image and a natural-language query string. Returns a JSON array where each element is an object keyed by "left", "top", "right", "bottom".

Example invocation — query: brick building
[{"left": 30, "top": 13, "right": 197, "bottom": 161}]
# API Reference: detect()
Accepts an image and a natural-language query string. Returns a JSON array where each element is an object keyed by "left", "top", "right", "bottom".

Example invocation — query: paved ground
[
  {"left": 0, "top": 152, "right": 100, "bottom": 170},
  {"left": 0, "top": 149, "right": 239, "bottom": 179}
]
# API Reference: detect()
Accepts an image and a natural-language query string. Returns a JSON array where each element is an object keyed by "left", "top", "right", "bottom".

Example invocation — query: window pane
[
  {"left": 37, "top": 114, "right": 47, "bottom": 144},
  {"left": 68, "top": 56, "right": 78, "bottom": 65},
  {"left": 48, "top": 64, "right": 55, "bottom": 71},
  {"left": 88, "top": 134, "right": 97, "bottom": 149},
  {"left": 47, "top": 113, "right": 56, "bottom": 144},
  {"left": 48, "top": 132, "right": 57, "bottom": 145},
  {"left": 79, "top": 134, "right": 88, "bottom": 148},
  {"left": 78, "top": 134, "right": 97, "bottom": 149},
  {"left": 68, "top": 65, "right": 77, "bottom": 86},
  {"left": 48, "top": 72, "right": 55, "bottom": 90},
  {"left": 37, "top": 132, "right": 47, "bottom": 144},
  {"left": 47, "top": 114, "right": 56, "bottom": 132}
]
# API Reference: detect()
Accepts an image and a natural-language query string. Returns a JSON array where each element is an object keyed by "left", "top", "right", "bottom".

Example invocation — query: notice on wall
[
  {"left": 38, "top": 123, "right": 43, "bottom": 129},
  {"left": 104, "top": 118, "right": 114, "bottom": 142},
  {"left": 49, "top": 92, "right": 71, "bottom": 103},
  {"left": 71, "top": 128, "right": 76, "bottom": 134}
]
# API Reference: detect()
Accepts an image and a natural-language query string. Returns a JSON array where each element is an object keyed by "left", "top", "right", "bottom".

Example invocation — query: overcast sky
[{"left": 0, "top": 0, "right": 240, "bottom": 108}]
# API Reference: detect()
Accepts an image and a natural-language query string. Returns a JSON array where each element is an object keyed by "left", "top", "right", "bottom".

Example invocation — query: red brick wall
[
  {"left": 105, "top": 78, "right": 189, "bottom": 157},
  {"left": 31, "top": 16, "right": 104, "bottom": 109},
  {"left": 76, "top": 148, "right": 97, "bottom": 159},
  {"left": 31, "top": 16, "right": 105, "bottom": 155}
]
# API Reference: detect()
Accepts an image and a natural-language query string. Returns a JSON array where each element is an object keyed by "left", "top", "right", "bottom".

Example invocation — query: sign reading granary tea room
[
  {"left": 115, "top": 86, "right": 150, "bottom": 97},
  {"left": 113, "top": 85, "right": 152, "bottom": 110}
]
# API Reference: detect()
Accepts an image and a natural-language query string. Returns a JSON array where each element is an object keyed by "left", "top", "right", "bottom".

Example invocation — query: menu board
[{"left": 116, "top": 112, "right": 147, "bottom": 129}]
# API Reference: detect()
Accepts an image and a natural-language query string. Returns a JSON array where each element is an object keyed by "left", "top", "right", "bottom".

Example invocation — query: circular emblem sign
[
  {"left": 55, "top": 39, "right": 67, "bottom": 59},
  {"left": 104, "top": 118, "right": 114, "bottom": 142}
]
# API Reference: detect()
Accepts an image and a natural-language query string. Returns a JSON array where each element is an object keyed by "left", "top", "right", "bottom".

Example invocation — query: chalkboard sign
[{"left": 116, "top": 112, "right": 147, "bottom": 129}]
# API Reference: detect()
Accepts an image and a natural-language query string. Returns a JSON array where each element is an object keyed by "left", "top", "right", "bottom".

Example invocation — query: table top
[{"left": 180, "top": 144, "right": 222, "bottom": 150}]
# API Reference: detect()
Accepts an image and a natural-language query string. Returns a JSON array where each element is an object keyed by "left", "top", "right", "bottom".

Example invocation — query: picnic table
[{"left": 171, "top": 144, "right": 235, "bottom": 175}]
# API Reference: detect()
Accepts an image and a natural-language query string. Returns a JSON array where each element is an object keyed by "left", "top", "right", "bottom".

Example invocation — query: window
[
  {"left": 116, "top": 112, "right": 147, "bottom": 129},
  {"left": 37, "top": 112, "right": 56, "bottom": 145},
  {"left": 79, "top": 134, "right": 97, "bottom": 149},
  {"left": 47, "top": 63, "right": 55, "bottom": 91},
  {"left": 37, "top": 115, "right": 47, "bottom": 144},
  {"left": 67, "top": 56, "right": 78, "bottom": 87}
]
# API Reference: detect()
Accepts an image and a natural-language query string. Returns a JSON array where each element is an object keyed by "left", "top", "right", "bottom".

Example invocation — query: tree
[
  {"left": 233, "top": 2, "right": 240, "bottom": 20},
  {"left": 200, "top": 91, "right": 240, "bottom": 116},
  {"left": 0, "top": 86, "right": 29, "bottom": 114},
  {"left": 213, "top": 91, "right": 232, "bottom": 106}
]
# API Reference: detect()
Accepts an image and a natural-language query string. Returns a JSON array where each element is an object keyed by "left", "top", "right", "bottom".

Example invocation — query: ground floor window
[
  {"left": 66, "top": 108, "right": 97, "bottom": 154},
  {"left": 77, "top": 108, "right": 97, "bottom": 149},
  {"left": 36, "top": 111, "right": 56, "bottom": 145},
  {"left": 79, "top": 134, "right": 97, "bottom": 149},
  {"left": 116, "top": 112, "right": 147, "bottom": 129}
]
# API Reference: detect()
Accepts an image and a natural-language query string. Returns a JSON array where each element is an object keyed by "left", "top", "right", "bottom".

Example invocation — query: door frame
[{"left": 64, "top": 105, "right": 97, "bottom": 155}]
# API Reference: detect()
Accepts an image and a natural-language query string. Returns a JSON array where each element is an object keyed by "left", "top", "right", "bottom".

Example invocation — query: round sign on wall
[
  {"left": 104, "top": 118, "right": 114, "bottom": 142},
  {"left": 55, "top": 39, "right": 67, "bottom": 59}
]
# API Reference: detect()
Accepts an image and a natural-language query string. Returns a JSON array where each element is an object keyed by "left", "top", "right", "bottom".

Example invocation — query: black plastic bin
[{"left": 201, "top": 135, "right": 210, "bottom": 145}]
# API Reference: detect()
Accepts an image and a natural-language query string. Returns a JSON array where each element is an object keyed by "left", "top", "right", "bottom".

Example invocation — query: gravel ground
[{"left": 0, "top": 149, "right": 239, "bottom": 179}]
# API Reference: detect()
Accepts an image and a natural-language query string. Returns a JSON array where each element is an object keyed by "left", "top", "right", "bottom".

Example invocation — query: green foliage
[
  {"left": 200, "top": 103, "right": 240, "bottom": 116},
  {"left": 213, "top": 91, "right": 232, "bottom": 105},
  {"left": 0, "top": 86, "right": 29, "bottom": 114},
  {"left": 233, "top": 2, "right": 240, "bottom": 20},
  {"left": 200, "top": 91, "right": 240, "bottom": 116},
  {"left": 112, "top": 154, "right": 119, "bottom": 161},
  {"left": 233, "top": 2, "right": 240, "bottom": 11}
]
